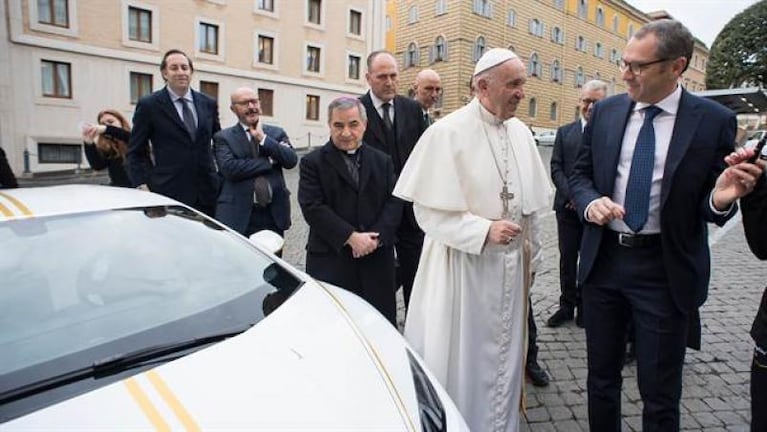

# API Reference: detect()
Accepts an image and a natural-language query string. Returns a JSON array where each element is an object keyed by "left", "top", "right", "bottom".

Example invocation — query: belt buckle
[{"left": 617, "top": 232, "right": 635, "bottom": 248}]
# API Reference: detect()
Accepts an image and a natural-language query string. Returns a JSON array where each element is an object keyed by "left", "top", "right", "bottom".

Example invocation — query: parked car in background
[
  {"left": 745, "top": 129, "right": 766, "bottom": 150},
  {"left": 534, "top": 131, "right": 557, "bottom": 146},
  {"left": 0, "top": 185, "right": 468, "bottom": 431}
]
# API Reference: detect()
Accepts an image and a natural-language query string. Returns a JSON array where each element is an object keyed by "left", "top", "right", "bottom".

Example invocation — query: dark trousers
[
  {"left": 528, "top": 300, "right": 539, "bottom": 364},
  {"left": 555, "top": 209, "right": 583, "bottom": 311},
  {"left": 753, "top": 346, "right": 767, "bottom": 431},
  {"left": 583, "top": 234, "right": 688, "bottom": 432},
  {"left": 245, "top": 205, "right": 283, "bottom": 237},
  {"left": 396, "top": 208, "right": 424, "bottom": 308}
]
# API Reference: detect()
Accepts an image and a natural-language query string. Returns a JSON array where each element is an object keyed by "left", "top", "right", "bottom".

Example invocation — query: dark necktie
[
  {"left": 381, "top": 102, "right": 393, "bottom": 131},
  {"left": 624, "top": 105, "right": 663, "bottom": 232},
  {"left": 342, "top": 151, "right": 359, "bottom": 187},
  {"left": 179, "top": 98, "right": 196, "bottom": 139},
  {"left": 422, "top": 112, "right": 431, "bottom": 129}
]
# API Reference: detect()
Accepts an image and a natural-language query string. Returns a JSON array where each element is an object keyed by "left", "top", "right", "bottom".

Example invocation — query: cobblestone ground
[{"left": 33, "top": 144, "right": 761, "bottom": 430}]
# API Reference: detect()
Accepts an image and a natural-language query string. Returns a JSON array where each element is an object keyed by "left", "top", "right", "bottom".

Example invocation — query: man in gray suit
[
  {"left": 547, "top": 80, "right": 607, "bottom": 328},
  {"left": 214, "top": 87, "right": 297, "bottom": 237}
]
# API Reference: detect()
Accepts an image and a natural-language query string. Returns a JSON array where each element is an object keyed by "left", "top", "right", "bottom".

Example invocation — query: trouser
[
  {"left": 753, "top": 345, "right": 767, "bottom": 431},
  {"left": 528, "top": 300, "right": 539, "bottom": 364},
  {"left": 555, "top": 209, "right": 583, "bottom": 310},
  {"left": 584, "top": 234, "right": 687, "bottom": 432}
]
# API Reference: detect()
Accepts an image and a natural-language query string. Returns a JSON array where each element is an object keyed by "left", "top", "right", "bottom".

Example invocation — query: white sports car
[{"left": 0, "top": 185, "right": 468, "bottom": 431}]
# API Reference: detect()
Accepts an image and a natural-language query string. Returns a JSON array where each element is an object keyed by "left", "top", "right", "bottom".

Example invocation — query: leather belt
[{"left": 605, "top": 230, "right": 660, "bottom": 248}]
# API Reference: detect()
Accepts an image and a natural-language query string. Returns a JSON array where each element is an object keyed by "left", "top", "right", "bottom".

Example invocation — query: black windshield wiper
[{"left": 0, "top": 324, "right": 253, "bottom": 405}]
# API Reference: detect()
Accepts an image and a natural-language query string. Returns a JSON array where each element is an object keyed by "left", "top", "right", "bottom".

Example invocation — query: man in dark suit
[
  {"left": 547, "top": 79, "right": 607, "bottom": 328},
  {"left": 412, "top": 68, "right": 442, "bottom": 129},
  {"left": 359, "top": 50, "right": 425, "bottom": 308},
  {"left": 214, "top": 87, "right": 297, "bottom": 237},
  {"left": 0, "top": 147, "right": 18, "bottom": 188},
  {"left": 569, "top": 20, "right": 756, "bottom": 431},
  {"left": 298, "top": 96, "right": 402, "bottom": 325},
  {"left": 127, "top": 49, "right": 221, "bottom": 216}
]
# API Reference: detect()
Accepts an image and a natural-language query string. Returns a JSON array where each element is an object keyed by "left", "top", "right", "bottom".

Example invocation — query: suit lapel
[
  {"left": 362, "top": 93, "right": 387, "bottom": 144},
  {"left": 159, "top": 88, "right": 193, "bottom": 140},
  {"left": 232, "top": 125, "right": 253, "bottom": 158},
  {"left": 323, "top": 143, "right": 357, "bottom": 189},
  {"left": 357, "top": 145, "right": 372, "bottom": 192},
  {"left": 604, "top": 96, "right": 635, "bottom": 188},
  {"left": 661, "top": 89, "right": 701, "bottom": 209},
  {"left": 191, "top": 90, "right": 205, "bottom": 138}
]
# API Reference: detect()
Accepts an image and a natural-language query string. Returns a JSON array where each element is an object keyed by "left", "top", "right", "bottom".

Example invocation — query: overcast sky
[{"left": 626, "top": 0, "right": 760, "bottom": 48}]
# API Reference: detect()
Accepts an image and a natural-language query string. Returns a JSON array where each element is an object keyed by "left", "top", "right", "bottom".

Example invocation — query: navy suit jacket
[
  {"left": 359, "top": 92, "right": 424, "bottom": 175},
  {"left": 214, "top": 123, "right": 297, "bottom": 234},
  {"left": 569, "top": 90, "right": 737, "bottom": 348},
  {"left": 127, "top": 87, "right": 221, "bottom": 208},
  {"left": 551, "top": 120, "right": 582, "bottom": 211}
]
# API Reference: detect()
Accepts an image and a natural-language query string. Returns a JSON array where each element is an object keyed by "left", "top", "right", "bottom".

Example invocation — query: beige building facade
[
  {"left": 389, "top": 0, "right": 709, "bottom": 131},
  {"left": 1, "top": 0, "right": 385, "bottom": 175}
]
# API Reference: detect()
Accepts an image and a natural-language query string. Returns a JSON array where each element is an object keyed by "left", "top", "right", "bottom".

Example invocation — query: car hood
[{"left": 2, "top": 280, "right": 423, "bottom": 430}]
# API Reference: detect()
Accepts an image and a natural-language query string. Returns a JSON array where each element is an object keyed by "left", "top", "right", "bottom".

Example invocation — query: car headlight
[{"left": 407, "top": 350, "right": 447, "bottom": 432}]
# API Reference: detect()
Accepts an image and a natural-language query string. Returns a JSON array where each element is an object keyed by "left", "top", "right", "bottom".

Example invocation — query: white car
[
  {"left": 534, "top": 131, "right": 557, "bottom": 146},
  {"left": 744, "top": 129, "right": 766, "bottom": 152},
  {"left": 0, "top": 185, "right": 468, "bottom": 431}
]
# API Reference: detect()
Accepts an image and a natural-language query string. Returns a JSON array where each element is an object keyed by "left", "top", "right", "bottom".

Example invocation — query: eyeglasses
[
  {"left": 619, "top": 58, "right": 670, "bottom": 75},
  {"left": 233, "top": 99, "right": 259, "bottom": 106}
]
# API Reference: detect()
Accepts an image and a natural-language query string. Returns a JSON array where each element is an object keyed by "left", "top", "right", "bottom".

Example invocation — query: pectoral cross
[{"left": 500, "top": 185, "right": 514, "bottom": 218}]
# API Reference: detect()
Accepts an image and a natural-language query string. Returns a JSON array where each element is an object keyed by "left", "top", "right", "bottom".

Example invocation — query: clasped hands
[{"left": 346, "top": 231, "right": 380, "bottom": 258}]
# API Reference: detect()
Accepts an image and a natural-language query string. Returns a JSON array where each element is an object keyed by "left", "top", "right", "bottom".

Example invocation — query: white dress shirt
[
  {"left": 369, "top": 92, "right": 395, "bottom": 124},
  {"left": 167, "top": 86, "right": 198, "bottom": 128}
]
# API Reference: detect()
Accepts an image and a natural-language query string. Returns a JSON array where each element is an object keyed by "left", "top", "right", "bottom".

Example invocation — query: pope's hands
[{"left": 487, "top": 220, "right": 522, "bottom": 246}]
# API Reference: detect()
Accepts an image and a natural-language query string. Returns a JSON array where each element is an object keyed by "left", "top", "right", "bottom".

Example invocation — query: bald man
[
  {"left": 214, "top": 87, "right": 297, "bottom": 237},
  {"left": 413, "top": 69, "right": 442, "bottom": 128}
]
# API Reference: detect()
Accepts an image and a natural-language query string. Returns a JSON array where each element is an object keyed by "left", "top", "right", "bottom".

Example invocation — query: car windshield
[
  {"left": 0, "top": 206, "right": 301, "bottom": 403},
  {"left": 749, "top": 130, "right": 765, "bottom": 140}
]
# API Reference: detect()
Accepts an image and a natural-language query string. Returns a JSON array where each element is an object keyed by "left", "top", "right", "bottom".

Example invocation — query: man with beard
[{"left": 214, "top": 87, "right": 297, "bottom": 237}]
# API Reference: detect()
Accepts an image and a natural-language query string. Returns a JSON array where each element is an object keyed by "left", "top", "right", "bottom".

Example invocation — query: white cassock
[{"left": 394, "top": 98, "right": 552, "bottom": 432}]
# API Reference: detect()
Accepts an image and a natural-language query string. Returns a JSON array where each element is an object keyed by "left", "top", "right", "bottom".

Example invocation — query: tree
[{"left": 706, "top": 0, "right": 767, "bottom": 89}]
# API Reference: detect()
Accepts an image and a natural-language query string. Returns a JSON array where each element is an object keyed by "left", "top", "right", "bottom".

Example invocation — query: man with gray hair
[
  {"left": 547, "top": 79, "right": 607, "bottom": 328},
  {"left": 298, "top": 96, "right": 402, "bottom": 324},
  {"left": 395, "top": 48, "right": 552, "bottom": 431}
]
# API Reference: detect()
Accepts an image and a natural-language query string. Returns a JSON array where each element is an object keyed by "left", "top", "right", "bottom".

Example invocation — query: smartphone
[{"left": 748, "top": 135, "right": 767, "bottom": 163}]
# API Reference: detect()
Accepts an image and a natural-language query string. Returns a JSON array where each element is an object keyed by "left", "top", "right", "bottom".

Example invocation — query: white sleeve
[
  {"left": 413, "top": 203, "right": 492, "bottom": 256},
  {"left": 529, "top": 211, "right": 543, "bottom": 273}
]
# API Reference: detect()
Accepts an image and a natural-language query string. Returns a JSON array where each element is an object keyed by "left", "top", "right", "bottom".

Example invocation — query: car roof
[{"left": 0, "top": 185, "right": 179, "bottom": 221}]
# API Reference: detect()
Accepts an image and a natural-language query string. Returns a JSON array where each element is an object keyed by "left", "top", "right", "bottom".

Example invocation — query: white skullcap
[{"left": 473, "top": 48, "right": 519, "bottom": 76}]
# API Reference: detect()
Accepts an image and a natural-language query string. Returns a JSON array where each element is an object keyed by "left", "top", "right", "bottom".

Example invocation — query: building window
[
  {"left": 257, "top": 0, "right": 274, "bottom": 12},
  {"left": 576, "top": 35, "right": 586, "bottom": 52},
  {"left": 41, "top": 60, "right": 71, "bottom": 98},
  {"left": 596, "top": 7, "right": 604, "bottom": 27},
  {"left": 349, "top": 10, "right": 362, "bottom": 35},
  {"left": 578, "top": 0, "right": 587, "bottom": 19},
  {"left": 433, "top": 36, "right": 446, "bottom": 62},
  {"left": 306, "top": 46, "right": 321, "bottom": 73},
  {"left": 259, "top": 89, "right": 274, "bottom": 116},
  {"left": 128, "top": 6, "right": 151, "bottom": 42},
  {"left": 473, "top": 0, "right": 491, "bottom": 17},
  {"left": 529, "top": 19, "right": 543, "bottom": 37},
  {"left": 37, "top": 0, "right": 69, "bottom": 27},
  {"left": 554, "top": 0, "right": 564, "bottom": 9},
  {"left": 200, "top": 80, "right": 218, "bottom": 101},
  {"left": 528, "top": 53, "right": 541, "bottom": 77},
  {"left": 613, "top": 15, "right": 619, "bottom": 32},
  {"left": 308, "top": 0, "right": 321, "bottom": 24},
  {"left": 528, "top": 98, "right": 537, "bottom": 117},
  {"left": 408, "top": 5, "right": 418, "bottom": 23},
  {"left": 594, "top": 42, "right": 604, "bottom": 58},
  {"left": 550, "top": 102, "right": 558, "bottom": 121},
  {"left": 348, "top": 54, "right": 360, "bottom": 79},
  {"left": 199, "top": 22, "right": 219, "bottom": 54},
  {"left": 435, "top": 0, "right": 447, "bottom": 15},
  {"left": 628, "top": 23, "right": 634, "bottom": 39},
  {"left": 406, "top": 43, "right": 418, "bottom": 68},
  {"left": 306, "top": 94, "right": 320, "bottom": 120},
  {"left": 551, "top": 26, "right": 563, "bottom": 44},
  {"left": 506, "top": 9, "right": 516, "bottom": 27},
  {"left": 386, "top": 15, "right": 391, "bottom": 30},
  {"left": 551, "top": 59, "right": 562, "bottom": 82},
  {"left": 595, "top": 71, "right": 601, "bottom": 81},
  {"left": 610, "top": 48, "right": 619, "bottom": 64},
  {"left": 473, "top": 36, "right": 486, "bottom": 62},
  {"left": 574, "top": 106, "right": 580, "bottom": 120},
  {"left": 38, "top": 143, "right": 81, "bottom": 164},
  {"left": 258, "top": 35, "right": 274, "bottom": 64},
  {"left": 129, "top": 72, "right": 152, "bottom": 104},
  {"left": 575, "top": 66, "right": 585, "bottom": 87}
]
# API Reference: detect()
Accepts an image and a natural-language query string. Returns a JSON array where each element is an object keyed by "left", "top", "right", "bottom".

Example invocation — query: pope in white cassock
[{"left": 394, "top": 48, "right": 552, "bottom": 432}]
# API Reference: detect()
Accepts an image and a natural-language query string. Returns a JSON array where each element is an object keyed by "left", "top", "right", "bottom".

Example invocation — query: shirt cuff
[{"left": 709, "top": 191, "right": 734, "bottom": 215}]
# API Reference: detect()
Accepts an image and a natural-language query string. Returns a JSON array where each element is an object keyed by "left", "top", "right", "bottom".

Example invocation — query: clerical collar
[
  {"left": 335, "top": 144, "right": 362, "bottom": 155},
  {"left": 476, "top": 99, "right": 504, "bottom": 126}
]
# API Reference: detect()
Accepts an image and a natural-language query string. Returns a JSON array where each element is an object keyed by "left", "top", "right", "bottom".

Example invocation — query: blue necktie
[{"left": 623, "top": 105, "right": 662, "bottom": 233}]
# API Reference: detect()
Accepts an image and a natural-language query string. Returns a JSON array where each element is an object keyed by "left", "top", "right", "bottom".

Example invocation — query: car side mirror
[{"left": 249, "top": 230, "right": 285, "bottom": 255}]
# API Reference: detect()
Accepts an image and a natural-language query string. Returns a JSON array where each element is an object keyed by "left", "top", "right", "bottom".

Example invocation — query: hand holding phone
[{"left": 748, "top": 135, "right": 767, "bottom": 163}]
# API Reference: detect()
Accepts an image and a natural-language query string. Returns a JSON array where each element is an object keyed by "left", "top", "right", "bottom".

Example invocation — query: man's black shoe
[
  {"left": 546, "top": 308, "right": 574, "bottom": 327},
  {"left": 526, "top": 361, "right": 550, "bottom": 387}
]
